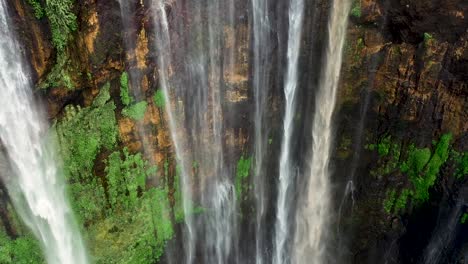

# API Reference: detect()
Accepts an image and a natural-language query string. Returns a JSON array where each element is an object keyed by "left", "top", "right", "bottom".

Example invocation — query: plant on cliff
[
  {"left": 122, "top": 101, "right": 148, "bottom": 121},
  {"left": 105, "top": 147, "right": 157, "bottom": 210},
  {"left": 461, "top": 212, "right": 468, "bottom": 224},
  {"left": 120, "top": 72, "right": 133, "bottom": 106},
  {"left": 26, "top": 0, "right": 44, "bottom": 19},
  {"left": 153, "top": 89, "right": 166, "bottom": 108},
  {"left": 350, "top": 0, "right": 361, "bottom": 18},
  {"left": 235, "top": 155, "right": 252, "bottom": 200},
  {"left": 0, "top": 230, "right": 44, "bottom": 264},
  {"left": 44, "top": 0, "right": 77, "bottom": 51}
]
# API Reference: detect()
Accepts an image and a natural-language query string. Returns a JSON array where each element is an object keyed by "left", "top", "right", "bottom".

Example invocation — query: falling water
[
  {"left": 252, "top": 0, "right": 272, "bottom": 262},
  {"left": 151, "top": 2, "right": 195, "bottom": 263},
  {"left": 152, "top": 0, "right": 238, "bottom": 263},
  {"left": 293, "top": 0, "right": 351, "bottom": 262},
  {"left": 273, "top": 0, "right": 304, "bottom": 263},
  {"left": 0, "top": 1, "right": 88, "bottom": 264}
]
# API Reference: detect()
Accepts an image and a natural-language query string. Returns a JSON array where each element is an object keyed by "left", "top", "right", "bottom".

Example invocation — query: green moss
[
  {"left": 122, "top": 101, "right": 148, "bottom": 121},
  {"left": 55, "top": 88, "right": 118, "bottom": 221},
  {"left": 39, "top": 52, "right": 75, "bottom": 89},
  {"left": 105, "top": 148, "right": 157, "bottom": 210},
  {"left": 372, "top": 134, "right": 453, "bottom": 213},
  {"left": 153, "top": 90, "right": 166, "bottom": 108},
  {"left": 350, "top": 0, "right": 361, "bottom": 18},
  {"left": 451, "top": 150, "right": 468, "bottom": 179},
  {"left": 393, "top": 189, "right": 412, "bottom": 214},
  {"left": 235, "top": 155, "right": 252, "bottom": 200},
  {"left": 461, "top": 212, "right": 468, "bottom": 224},
  {"left": 26, "top": 0, "right": 44, "bottom": 19},
  {"left": 423, "top": 32, "right": 433, "bottom": 46},
  {"left": 45, "top": 0, "right": 77, "bottom": 51},
  {"left": 0, "top": 230, "right": 44, "bottom": 264},
  {"left": 120, "top": 72, "right": 132, "bottom": 106},
  {"left": 383, "top": 189, "right": 396, "bottom": 214}
]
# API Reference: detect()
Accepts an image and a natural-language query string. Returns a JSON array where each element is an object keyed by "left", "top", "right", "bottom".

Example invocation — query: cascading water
[
  {"left": 0, "top": 1, "right": 88, "bottom": 264},
  {"left": 293, "top": 0, "right": 351, "bottom": 263},
  {"left": 152, "top": 0, "right": 238, "bottom": 263},
  {"left": 251, "top": 0, "right": 272, "bottom": 262},
  {"left": 273, "top": 0, "right": 304, "bottom": 263}
]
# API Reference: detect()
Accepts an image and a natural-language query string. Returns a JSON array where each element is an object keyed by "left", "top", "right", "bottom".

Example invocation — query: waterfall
[
  {"left": 151, "top": 2, "right": 195, "bottom": 263},
  {"left": 273, "top": 0, "right": 304, "bottom": 263},
  {"left": 252, "top": 0, "right": 271, "bottom": 262},
  {"left": 293, "top": 0, "right": 351, "bottom": 262},
  {"left": 152, "top": 0, "right": 237, "bottom": 263},
  {"left": 0, "top": 1, "right": 88, "bottom": 264}
]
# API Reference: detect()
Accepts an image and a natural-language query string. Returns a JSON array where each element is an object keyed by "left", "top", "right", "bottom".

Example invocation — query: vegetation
[
  {"left": 235, "top": 155, "right": 252, "bottom": 200},
  {"left": 350, "top": 0, "right": 361, "bottom": 18},
  {"left": 26, "top": 0, "right": 44, "bottom": 19},
  {"left": 0, "top": 230, "right": 44, "bottom": 264},
  {"left": 120, "top": 72, "right": 132, "bottom": 106},
  {"left": 153, "top": 90, "right": 166, "bottom": 108},
  {"left": 371, "top": 134, "right": 454, "bottom": 214},
  {"left": 423, "top": 32, "right": 433, "bottom": 46},
  {"left": 122, "top": 101, "right": 148, "bottom": 121},
  {"left": 44, "top": 0, "right": 77, "bottom": 51},
  {"left": 451, "top": 150, "right": 468, "bottom": 179},
  {"left": 54, "top": 85, "right": 175, "bottom": 262},
  {"left": 461, "top": 212, "right": 468, "bottom": 224}
]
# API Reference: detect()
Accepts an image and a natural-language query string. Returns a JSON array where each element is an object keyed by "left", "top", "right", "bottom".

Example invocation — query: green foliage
[
  {"left": 44, "top": 0, "right": 77, "bottom": 51},
  {"left": 93, "top": 82, "right": 111, "bottom": 107},
  {"left": 39, "top": 52, "right": 74, "bottom": 89},
  {"left": 153, "top": 90, "right": 166, "bottom": 108},
  {"left": 383, "top": 189, "right": 396, "bottom": 214},
  {"left": 122, "top": 101, "right": 148, "bottom": 121},
  {"left": 350, "top": 0, "right": 361, "bottom": 18},
  {"left": 405, "top": 134, "right": 452, "bottom": 203},
  {"left": 461, "top": 212, "right": 468, "bottom": 224},
  {"left": 423, "top": 32, "right": 433, "bottom": 46},
  {"left": 451, "top": 150, "right": 468, "bottom": 179},
  {"left": 105, "top": 148, "right": 157, "bottom": 210},
  {"left": 235, "top": 155, "right": 252, "bottom": 200},
  {"left": 0, "top": 231, "right": 44, "bottom": 264},
  {"left": 120, "top": 72, "right": 132, "bottom": 106},
  {"left": 55, "top": 89, "right": 118, "bottom": 222},
  {"left": 372, "top": 134, "right": 453, "bottom": 213},
  {"left": 393, "top": 189, "right": 412, "bottom": 214},
  {"left": 88, "top": 188, "right": 173, "bottom": 264},
  {"left": 26, "top": 0, "right": 44, "bottom": 19}
]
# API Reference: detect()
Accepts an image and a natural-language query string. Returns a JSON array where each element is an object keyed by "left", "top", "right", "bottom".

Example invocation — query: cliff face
[{"left": 1, "top": 0, "right": 467, "bottom": 263}]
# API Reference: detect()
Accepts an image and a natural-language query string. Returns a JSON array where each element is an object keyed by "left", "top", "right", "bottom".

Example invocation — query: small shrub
[{"left": 122, "top": 101, "right": 148, "bottom": 121}]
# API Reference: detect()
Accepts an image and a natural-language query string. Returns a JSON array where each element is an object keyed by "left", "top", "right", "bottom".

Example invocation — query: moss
[
  {"left": 44, "top": 0, "right": 77, "bottom": 51},
  {"left": 451, "top": 150, "right": 468, "bottom": 179},
  {"left": 423, "top": 32, "right": 433, "bottom": 46},
  {"left": 120, "top": 72, "right": 132, "bottom": 106},
  {"left": 372, "top": 134, "right": 453, "bottom": 213},
  {"left": 104, "top": 148, "right": 157, "bottom": 210},
  {"left": 383, "top": 189, "right": 396, "bottom": 214},
  {"left": 153, "top": 90, "right": 165, "bottom": 108},
  {"left": 39, "top": 52, "right": 75, "bottom": 89},
  {"left": 93, "top": 82, "right": 111, "bottom": 107},
  {"left": 122, "top": 101, "right": 148, "bottom": 121},
  {"left": 350, "top": 0, "right": 361, "bottom": 18},
  {"left": 0, "top": 230, "right": 44, "bottom": 264},
  {"left": 235, "top": 155, "right": 252, "bottom": 200},
  {"left": 26, "top": 0, "right": 44, "bottom": 19},
  {"left": 54, "top": 88, "right": 118, "bottom": 222},
  {"left": 461, "top": 212, "right": 468, "bottom": 224}
]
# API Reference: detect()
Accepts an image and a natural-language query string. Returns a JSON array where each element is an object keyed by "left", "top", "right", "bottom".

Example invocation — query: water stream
[
  {"left": 0, "top": 1, "right": 88, "bottom": 263},
  {"left": 273, "top": 0, "right": 305, "bottom": 263},
  {"left": 294, "top": 0, "right": 351, "bottom": 263}
]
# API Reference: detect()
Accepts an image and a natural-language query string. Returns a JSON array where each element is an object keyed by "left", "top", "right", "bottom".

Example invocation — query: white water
[
  {"left": 273, "top": 0, "right": 304, "bottom": 263},
  {"left": 0, "top": 1, "right": 88, "bottom": 264},
  {"left": 151, "top": 2, "right": 196, "bottom": 263},
  {"left": 293, "top": 0, "right": 351, "bottom": 262},
  {"left": 252, "top": 0, "right": 271, "bottom": 262}
]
